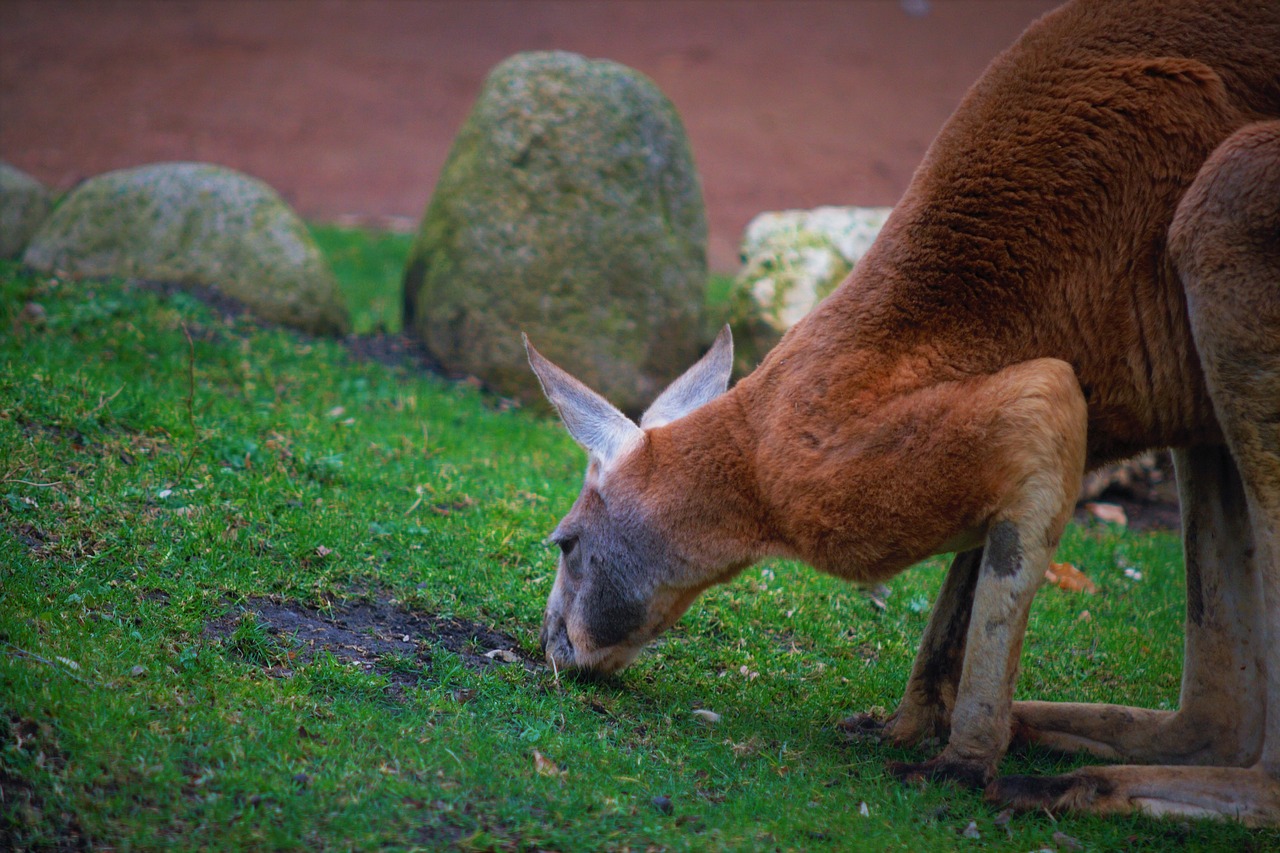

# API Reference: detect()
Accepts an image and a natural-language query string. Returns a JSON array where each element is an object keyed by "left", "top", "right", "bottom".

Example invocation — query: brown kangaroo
[{"left": 525, "top": 0, "right": 1280, "bottom": 824}]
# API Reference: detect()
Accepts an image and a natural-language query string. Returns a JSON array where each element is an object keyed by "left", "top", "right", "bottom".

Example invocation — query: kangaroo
[{"left": 525, "top": 0, "right": 1280, "bottom": 824}]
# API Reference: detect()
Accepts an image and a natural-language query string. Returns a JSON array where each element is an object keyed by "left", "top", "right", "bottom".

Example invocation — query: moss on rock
[
  {"left": 403, "top": 51, "right": 707, "bottom": 413},
  {"left": 23, "top": 162, "right": 348, "bottom": 335},
  {"left": 0, "top": 162, "right": 54, "bottom": 259}
]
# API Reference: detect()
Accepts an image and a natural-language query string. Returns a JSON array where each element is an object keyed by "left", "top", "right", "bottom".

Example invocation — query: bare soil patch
[{"left": 203, "top": 594, "right": 541, "bottom": 691}]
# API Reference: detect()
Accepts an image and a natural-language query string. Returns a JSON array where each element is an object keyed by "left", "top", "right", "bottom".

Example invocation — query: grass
[
  {"left": 309, "top": 223, "right": 414, "bottom": 335},
  {"left": 0, "top": 236, "right": 1270, "bottom": 851}
]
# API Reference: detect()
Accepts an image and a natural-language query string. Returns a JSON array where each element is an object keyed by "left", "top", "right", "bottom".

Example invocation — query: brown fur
[{"left": 528, "top": 0, "right": 1280, "bottom": 824}]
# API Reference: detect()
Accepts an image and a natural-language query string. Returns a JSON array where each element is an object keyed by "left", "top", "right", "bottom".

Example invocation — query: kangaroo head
[{"left": 525, "top": 327, "right": 736, "bottom": 674}]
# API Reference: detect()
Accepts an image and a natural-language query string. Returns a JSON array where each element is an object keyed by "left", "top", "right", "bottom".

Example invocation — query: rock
[
  {"left": 0, "top": 162, "right": 54, "bottom": 259},
  {"left": 1079, "top": 450, "right": 1173, "bottom": 503},
  {"left": 23, "top": 162, "right": 348, "bottom": 335},
  {"left": 403, "top": 51, "right": 707, "bottom": 413},
  {"left": 728, "top": 206, "right": 891, "bottom": 369}
]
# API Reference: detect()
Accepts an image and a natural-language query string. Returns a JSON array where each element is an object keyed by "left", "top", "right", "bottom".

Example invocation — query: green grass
[
  {"left": 0, "top": 241, "right": 1269, "bottom": 851},
  {"left": 310, "top": 223, "right": 414, "bottom": 335}
]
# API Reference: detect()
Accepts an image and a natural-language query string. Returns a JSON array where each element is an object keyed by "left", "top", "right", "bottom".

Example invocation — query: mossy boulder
[
  {"left": 23, "top": 162, "right": 348, "bottom": 335},
  {"left": 1, "top": 162, "right": 54, "bottom": 259},
  {"left": 403, "top": 51, "right": 707, "bottom": 413},
  {"left": 727, "top": 206, "right": 891, "bottom": 368}
]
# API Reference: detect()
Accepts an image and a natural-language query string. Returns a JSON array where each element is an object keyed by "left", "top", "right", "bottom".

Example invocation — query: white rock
[{"left": 734, "top": 206, "right": 891, "bottom": 334}]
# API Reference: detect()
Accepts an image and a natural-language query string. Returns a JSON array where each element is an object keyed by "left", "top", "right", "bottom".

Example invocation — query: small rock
[
  {"left": 961, "top": 821, "right": 980, "bottom": 839},
  {"left": 130, "top": 665, "right": 147, "bottom": 677},
  {"left": 651, "top": 795, "right": 674, "bottom": 815}
]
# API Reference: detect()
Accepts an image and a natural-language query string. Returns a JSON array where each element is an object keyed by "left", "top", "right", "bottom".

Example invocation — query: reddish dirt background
[{"left": 0, "top": 0, "right": 1059, "bottom": 272}]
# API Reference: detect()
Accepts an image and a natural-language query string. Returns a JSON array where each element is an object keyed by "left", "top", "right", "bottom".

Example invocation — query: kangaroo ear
[
  {"left": 640, "top": 325, "right": 734, "bottom": 429},
  {"left": 525, "top": 335, "right": 643, "bottom": 466}
]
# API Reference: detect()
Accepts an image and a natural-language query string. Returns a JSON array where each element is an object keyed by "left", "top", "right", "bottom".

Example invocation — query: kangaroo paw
[
  {"left": 985, "top": 770, "right": 1112, "bottom": 813},
  {"left": 837, "top": 712, "right": 889, "bottom": 741},
  {"left": 889, "top": 754, "right": 993, "bottom": 789}
]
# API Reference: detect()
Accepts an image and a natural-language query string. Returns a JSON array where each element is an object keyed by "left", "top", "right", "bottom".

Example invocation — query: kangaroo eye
[{"left": 557, "top": 536, "right": 579, "bottom": 557}]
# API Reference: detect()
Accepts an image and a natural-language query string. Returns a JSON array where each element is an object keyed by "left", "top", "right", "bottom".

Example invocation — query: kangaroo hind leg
[
  {"left": 993, "top": 121, "right": 1280, "bottom": 824},
  {"left": 1011, "top": 446, "right": 1264, "bottom": 767}
]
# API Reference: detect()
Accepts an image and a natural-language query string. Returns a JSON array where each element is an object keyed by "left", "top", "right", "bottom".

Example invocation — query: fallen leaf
[
  {"left": 1053, "top": 830, "right": 1084, "bottom": 851},
  {"left": 20, "top": 301, "right": 47, "bottom": 327},
  {"left": 861, "top": 583, "right": 890, "bottom": 612},
  {"left": 691, "top": 709, "right": 721, "bottom": 724},
  {"left": 859, "top": 801, "right": 870, "bottom": 817},
  {"left": 961, "top": 820, "right": 980, "bottom": 839},
  {"left": 1085, "top": 501, "right": 1128, "bottom": 527},
  {"left": 484, "top": 649, "right": 520, "bottom": 664},
  {"left": 130, "top": 665, "right": 147, "bottom": 677},
  {"left": 315, "top": 545, "right": 333, "bottom": 558},
  {"left": 1077, "top": 609, "right": 1092, "bottom": 623},
  {"left": 533, "top": 750, "right": 565, "bottom": 777},
  {"left": 993, "top": 807, "right": 1014, "bottom": 839},
  {"left": 1044, "top": 562, "right": 1099, "bottom": 594}
]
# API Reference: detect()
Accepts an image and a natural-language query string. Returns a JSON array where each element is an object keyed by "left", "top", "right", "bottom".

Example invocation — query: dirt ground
[
  {"left": 0, "top": 0, "right": 1059, "bottom": 272},
  {"left": 204, "top": 593, "right": 540, "bottom": 698}
]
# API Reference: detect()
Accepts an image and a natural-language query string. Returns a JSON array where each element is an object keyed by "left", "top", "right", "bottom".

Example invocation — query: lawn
[{"left": 0, "top": 232, "right": 1268, "bottom": 851}]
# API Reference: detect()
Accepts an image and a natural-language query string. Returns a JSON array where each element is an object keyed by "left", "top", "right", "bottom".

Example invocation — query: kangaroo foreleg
[
  {"left": 842, "top": 548, "right": 982, "bottom": 745},
  {"left": 889, "top": 359, "right": 1087, "bottom": 787}
]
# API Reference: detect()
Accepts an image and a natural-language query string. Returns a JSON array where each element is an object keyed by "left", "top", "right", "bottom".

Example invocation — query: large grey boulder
[
  {"left": 23, "top": 162, "right": 348, "bottom": 335},
  {"left": 403, "top": 51, "right": 707, "bottom": 413},
  {"left": 1, "top": 162, "right": 54, "bottom": 259}
]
